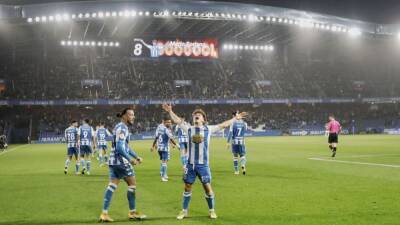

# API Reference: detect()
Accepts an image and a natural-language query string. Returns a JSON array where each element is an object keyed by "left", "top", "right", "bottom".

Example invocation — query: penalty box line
[
  {"left": 0, "top": 145, "right": 29, "bottom": 156},
  {"left": 308, "top": 157, "right": 400, "bottom": 168}
]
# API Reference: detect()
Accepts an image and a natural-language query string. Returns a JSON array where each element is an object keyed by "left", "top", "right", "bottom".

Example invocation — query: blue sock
[
  {"left": 80, "top": 159, "right": 85, "bottom": 170},
  {"left": 240, "top": 157, "right": 246, "bottom": 167},
  {"left": 127, "top": 186, "right": 136, "bottom": 211},
  {"left": 161, "top": 163, "right": 167, "bottom": 177},
  {"left": 86, "top": 160, "right": 91, "bottom": 173},
  {"left": 65, "top": 159, "right": 70, "bottom": 169},
  {"left": 182, "top": 192, "right": 192, "bottom": 210},
  {"left": 102, "top": 183, "right": 117, "bottom": 213},
  {"left": 75, "top": 163, "right": 79, "bottom": 173},
  {"left": 205, "top": 193, "right": 215, "bottom": 210},
  {"left": 233, "top": 159, "right": 239, "bottom": 172}
]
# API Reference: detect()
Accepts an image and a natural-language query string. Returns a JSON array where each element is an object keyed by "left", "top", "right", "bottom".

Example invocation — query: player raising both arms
[
  {"left": 226, "top": 111, "right": 248, "bottom": 175},
  {"left": 162, "top": 103, "right": 247, "bottom": 220},
  {"left": 95, "top": 122, "right": 112, "bottom": 166},
  {"left": 78, "top": 119, "right": 95, "bottom": 175},
  {"left": 326, "top": 115, "right": 341, "bottom": 158},
  {"left": 99, "top": 107, "right": 146, "bottom": 222},
  {"left": 151, "top": 116, "right": 177, "bottom": 182},
  {"left": 64, "top": 120, "right": 80, "bottom": 175}
]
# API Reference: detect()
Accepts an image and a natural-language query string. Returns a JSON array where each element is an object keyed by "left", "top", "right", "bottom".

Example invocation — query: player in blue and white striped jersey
[
  {"left": 64, "top": 120, "right": 80, "bottom": 175},
  {"left": 77, "top": 119, "right": 95, "bottom": 175},
  {"left": 95, "top": 122, "right": 112, "bottom": 166},
  {"left": 227, "top": 111, "right": 248, "bottom": 175},
  {"left": 162, "top": 103, "right": 247, "bottom": 220},
  {"left": 175, "top": 116, "right": 189, "bottom": 168},
  {"left": 99, "top": 107, "right": 146, "bottom": 222},
  {"left": 151, "top": 117, "right": 177, "bottom": 182}
]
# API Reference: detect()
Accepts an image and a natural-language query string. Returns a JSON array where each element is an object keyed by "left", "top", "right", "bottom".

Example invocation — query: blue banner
[{"left": 3, "top": 97, "right": 398, "bottom": 106}]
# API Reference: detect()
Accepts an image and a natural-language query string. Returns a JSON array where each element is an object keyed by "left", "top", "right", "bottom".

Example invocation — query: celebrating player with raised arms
[
  {"left": 151, "top": 116, "right": 177, "bottom": 182},
  {"left": 78, "top": 118, "right": 95, "bottom": 175},
  {"left": 175, "top": 115, "right": 189, "bottom": 169},
  {"left": 64, "top": 120, "right": 80, "bottom": 175},
  {"left": 326, "top": 115, "right": 341, "bottom": 158},
  {"left": 162, "top": 103, "right": 247, "bottom": 220},
  {"left": 95, "top": 122, "right": 112, "bottom": 166},
  {"left": 226, "top": 111, "right": 248, "bottom": 175},
  {"left": 99, "top": 107, "right": 146, "bottom": 222}
]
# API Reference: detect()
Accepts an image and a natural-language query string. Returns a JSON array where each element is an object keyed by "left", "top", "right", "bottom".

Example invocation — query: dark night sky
[{"left": 0, "top": 0, "right": 400, "bottom": 24}]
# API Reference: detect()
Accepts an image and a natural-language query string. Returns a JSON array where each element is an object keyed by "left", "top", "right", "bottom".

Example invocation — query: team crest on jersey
[{"left": 192, "top": 134, "right": 204, "bottom": 144}]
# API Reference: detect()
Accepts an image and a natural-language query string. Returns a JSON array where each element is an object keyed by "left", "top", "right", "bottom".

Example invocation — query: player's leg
[
  {"left": 232, "top": 145, "right": 239, "bottom": 174},
  {"left": 99, "top": 167, "right": 120, "bottom": 222},
  {"left": 332, "top": 141, "right": 338, "bottom": 157},
  {"left": 86, "top": 147, "right": 92, "bottom": 175},
  {"left": 73, "top": 152, "right": 80, "bottom": 174},
  {"left": 328, "top": 134, "right": 333, "bottom": 152},
  {"left": 80, "top": 147, "right": 86, "bottom": 175},
  {"left": 103, "top": 148, "right": 108, "bottom": 164},
  {"left": 125, "top": 169, "right": 146, "bottom": 220},
  {"left": 64, "top": 154, "right": 72, "bottom": 174},
  {"left": 240, "top": 145, "right": 247, "bottom": 175},
  {"left": 98, "top": 146, "right": 103, "bottom": 165},
  {"left": 199, "top": 166, "right": 216, "bottom": 219},
  {"left": 177, "top": 166, "right": 195, "bottom": 220}
]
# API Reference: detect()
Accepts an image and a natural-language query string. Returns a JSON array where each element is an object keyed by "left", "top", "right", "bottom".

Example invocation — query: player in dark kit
[{"left": 326, "top": 115, "right": 341, "bottom": 158}]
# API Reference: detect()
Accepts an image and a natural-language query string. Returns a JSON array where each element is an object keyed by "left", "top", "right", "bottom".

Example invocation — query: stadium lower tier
[{"left": 0, "top": 103, "right": 399, "bottom": 143}]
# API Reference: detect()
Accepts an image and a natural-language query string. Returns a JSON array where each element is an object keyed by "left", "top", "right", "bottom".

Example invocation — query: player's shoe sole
[
  {"left": 176, "top": 210, "right": 188, "bottom": 220},
  {"left": 128, "top": 212, "right": 147, "bottom": 220}
]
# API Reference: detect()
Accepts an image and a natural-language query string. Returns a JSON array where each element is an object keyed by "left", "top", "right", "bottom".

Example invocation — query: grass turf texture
[{"left": 0, "top": 135, "right": 400, "bottom": 225}]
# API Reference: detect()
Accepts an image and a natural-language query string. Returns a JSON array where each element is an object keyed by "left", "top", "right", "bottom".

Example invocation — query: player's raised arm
[
  {"left": 162, "top": 103, "right": 182, "bottom": 125},
  {"left": 217, "top": 112, "right": 248, "bottom": 130}
]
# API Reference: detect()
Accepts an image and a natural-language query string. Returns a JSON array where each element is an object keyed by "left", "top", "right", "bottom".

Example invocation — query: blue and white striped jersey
[
  {"left": 179, "top": 123, "right": 222, "bottom": 165},
  {"left": 227, "top": 120, "right": 247, "bottom": 145},
  {"left": 175, "top": 123, "right": 189, "bottom": 143},
  {"left": 78, "top": 124, "right": 95, "bottom": 146},
  {"left": 96, "top": 127, "right": 111, "bottom": 146},
  {"left": 109, "top": 122, "right": 131, "bottom": 166},
  {"left": 155, "top": 124, "right": 174, "bottom": 152},
  {"left": 65, "top": 126, "right": 79, "bottom": 148}
]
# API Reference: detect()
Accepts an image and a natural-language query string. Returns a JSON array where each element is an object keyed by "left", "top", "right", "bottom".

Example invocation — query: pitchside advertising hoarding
[{"left": 131, "top": 38, "right": 219, "bottom": 58}]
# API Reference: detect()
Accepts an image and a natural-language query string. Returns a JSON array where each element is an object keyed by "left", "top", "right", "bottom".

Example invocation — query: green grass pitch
[{"left": 1, "top": 135, "right": 400, "bottom": 225}]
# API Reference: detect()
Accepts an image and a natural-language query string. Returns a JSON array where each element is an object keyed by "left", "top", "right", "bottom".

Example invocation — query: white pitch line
[
  {"left": 333, "top": 154, "right": 400, "bottom": 159},
  {"left": 0, "top": 144, "right": 29, "bottom": 156},
  {"left": 308, "top": 157, "right": 400, "bottom": 168}
]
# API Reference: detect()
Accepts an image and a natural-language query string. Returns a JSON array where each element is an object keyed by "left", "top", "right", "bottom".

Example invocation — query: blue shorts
[
  {"left": 158, "top": 151, "right": 170, "bottom": 161},
  {"left": 80, "top": 145, "right": 92, "bottom": 156},
  {"left": 179, "top": 142, "right": 188, "bottom": 150},
  {"left": 67, "top": 147, "right": 78, "bottom": 157},
  {"left": 97, "top": 145, "right": 108, "bottom": 151},
  {"left": 183, "top": 164, "right": 212, "bottom": 185},
  {"left": 232, "top": 144, "right": 246, "bottom": 157},
  {"left": 109, "top": 164, "right": 135, "bottom": 180}
]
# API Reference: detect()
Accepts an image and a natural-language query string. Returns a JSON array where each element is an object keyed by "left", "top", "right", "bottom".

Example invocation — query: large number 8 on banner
[{"left": 134, "top": 43, "right": 142, "bottom": 56}]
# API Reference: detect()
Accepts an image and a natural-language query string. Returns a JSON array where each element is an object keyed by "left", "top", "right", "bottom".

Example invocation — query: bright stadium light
[
  {"left": 79, "top": 41, "right": 84, "bottom": 46},
  {"left": 63, "top": 14, "right": 70, "bottom": 21},
  {"left": 85, "top": 41, "right": 90, "bottom": 46},
  {"left": 85, "top": 13, "right": 90, "bottom": 18},
  {"left": 105, "top": 12, "right": 110, "bottom": 17},
  {"left": 78, "top": 13, "right": 83, "bottom": 18},
  {"left": 41, "top": 16, "right": 47, "bottom": 22},
  {"left": 124, "top": 10, "right": 130, "bottom": 17},
  {"left": 349, "top": 28, "right": 361, "bottom": 37},
  {"left": 239, "top": 45, "right": 243, "bottom": 50},
  {"left": 61, "top": 40, "right": 65, "bottom": 45},
  {"left": 396, "top": 32, "right": 400, "bottom": 40},
  {"left": 255, "top": 46, "right": 259, "bottom": 50},
  {"left": 145, "top": 11, "right": 150, "bottom": 16},
  {"left": 103, "top": 42, "right": 108, "bottom": 46},
  {"left": 72, "top": 41, "right": 77, "bottom": 46},
  {"left": 91, "top": 41, "right": 96, "bottom": 46},
  {"left": 138, "top": 11, "right": 143, "bottom": 16},
  {"left": 234, "top": 45, "right": 239, "bottom": 49},
  {"left": 269, "top": 45, "right": 274, "bottom": 51},
  {"left": 98, "top": 12, "right": 104, "bottom": 18},
  {"left": 48, "top": 15, "right": 54, "bottom": 21},
  {"left": 118, "top": 11, "right": 123, "bottom": 16},
  {"left": 27, "top": 17, "right": 33, "bottom": 23},
  {"left": 71, "top": 14, "right": 76, "bottom": 19},
  {"left": 115, "top": 42, "right": 120, "bottom": 47},
  {"left": 35, "top": 17, "right": 40, "bottom": 22},
  {"left": 111, "top": 11, "right": 117, "bottom": 17},
  {"left": 271, "top": 17, "right": 276, "bottom": 22},
  {"left": 244, "top": 45, "right": 249, "bottom": 50},
  {"left": 67, "top": 41, "right": 72, "bottom": 46}
]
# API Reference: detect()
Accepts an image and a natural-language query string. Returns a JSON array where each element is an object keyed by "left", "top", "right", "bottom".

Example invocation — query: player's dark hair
[
  {"left": 232, "top": 111, "right": 239, "bottom": 116},
  {"left": 99, "top": 121, "right": 105, "bottom": 126},
  {"left": 70, "top": 120, "right": 78, "bottom": 124},
  {"left": 163, "top": 115, "right": 172, "bottom": 121},
  {"left": 116, "top": 107, "right": 134, "bottom": 118},
  {"left": 192, "top": 108, "right": 207, "bottom": 122},
  {"left": 83, "top": 118, "right": 90, "bottom": 124}
]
